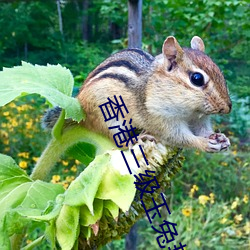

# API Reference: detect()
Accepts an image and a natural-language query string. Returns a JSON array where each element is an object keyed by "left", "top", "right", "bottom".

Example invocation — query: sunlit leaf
[
  {"left": 66, "top": 142, "right": 96, "bottom": 166},
  {"left": 64, "top": 154, "right": 110, "bottom": 213},
  {"left": 56, "top": 205, "right": 80, "bottom": 250},
  {"left": 0, "top": 62, "right": 85, "bottom": 121}
]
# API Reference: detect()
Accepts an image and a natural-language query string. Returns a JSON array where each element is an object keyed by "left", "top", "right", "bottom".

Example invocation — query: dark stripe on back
[
  {"left": 125, "top": 48, "right": 154, "bottom": 62},
  {"left": 91, "top": 60, "right": 140, "bottom": 79},
  {"left": 96, "top": 73, "right": 130, "bottom": 85}
]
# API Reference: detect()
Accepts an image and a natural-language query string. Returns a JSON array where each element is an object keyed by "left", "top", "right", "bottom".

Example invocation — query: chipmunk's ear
[
  {"left": 191, "top": 36, "right": 205, "bottom": 52},
  {"left": 162, "top": 36, "right": 184, "bottom": 62}
]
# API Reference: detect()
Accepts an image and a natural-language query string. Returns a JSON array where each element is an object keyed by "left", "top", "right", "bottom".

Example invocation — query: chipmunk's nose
[{"left": 219, "top": 101, "right": 232, "bottom": 114}]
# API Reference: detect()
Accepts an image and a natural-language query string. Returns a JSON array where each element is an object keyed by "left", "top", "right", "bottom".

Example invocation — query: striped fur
[{"left": 77, "top": 36, "right": 232, "bottom": 153}]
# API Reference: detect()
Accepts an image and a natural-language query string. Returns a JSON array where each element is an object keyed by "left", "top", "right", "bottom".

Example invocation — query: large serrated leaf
[
  {"left": 0, "top": 62, "right": 85, "bottom": 121},
  {"left": 0, "top": 154, "right": 65, "bottom": 247},
  {"left": 0, "top": 176, "right": 31, "bottom": 201},
  {"left": 56, "top": 205, "right": 80, "bottom": 250},
  {"left": 20, "top": 181, "right": 64, "bottom": 213},
  {"left": 0, "top": 154, "right": 30, "bottom": 181},
  {"left": 0, "top": 182, "right": 32, "bottom": 218}
]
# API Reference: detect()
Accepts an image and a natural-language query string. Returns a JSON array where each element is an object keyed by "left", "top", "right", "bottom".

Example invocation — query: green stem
[{"left": 30, "top": 126, "right": 115, "bottom": 181}]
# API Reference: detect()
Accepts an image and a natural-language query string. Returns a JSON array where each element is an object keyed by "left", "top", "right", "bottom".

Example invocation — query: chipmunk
[{"left": 44, "top": 36, "right": 232, "bottom": 153}]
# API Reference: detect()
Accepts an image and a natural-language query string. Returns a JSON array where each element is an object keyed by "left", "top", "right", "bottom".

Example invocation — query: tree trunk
[
  {"left": 125, "top": 223, "right": 137, "bottom": 250},
  {"left": 128, "top": 0, "right": 142, "bottom": 49},
  {"left": 56, "top": 0, "right": 63, "bottom": 36}
]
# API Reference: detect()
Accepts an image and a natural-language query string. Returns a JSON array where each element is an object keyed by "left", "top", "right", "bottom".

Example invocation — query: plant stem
[{"left": 30, "top": 126, "right": 115, "bottom": 181}]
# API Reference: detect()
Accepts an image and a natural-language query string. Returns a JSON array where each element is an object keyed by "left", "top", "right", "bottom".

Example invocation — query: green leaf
[
  {"left": 0, "top": 154, "right": 30, "bottom": 181},
  {"left": 80, "top": 226, "right": 92, "bottom": 240},
  {"left": 52, "top": 109, "right": 65, "bottom": 139},
  {"left": 0, "top": 176, "right": 32, "bottom": 201},
  {"left": 27, "top": 202, "right": 63, "bottom": 222},
  {"left": 45, "top": 220, "right": 56, "bottom": 249},
  {"left": 0, "top": 182, "right": 32, "bottom": 219},
  {"left": 0, "top": 154, "right": 65, "bottom": 244},
  {"left": 103, "top": 200, "right": 119, "bottom": 219},
  {"left": 80, "top": 199, "right": 103, "bottom": 226},
  {"left": 65, "top": 142, "right": 96, "bottom": 166},
  {"left": 64, "top": 153, "right": 110, "bottom": 213},
  {"left": 0, "top": 62, "right": 85, "bottom": 122},
  {"left": 20, "top": 181, "right": 64, "bottom": 213},
  {"left": 0, "top": 231, "right": 10, "bottom": 250},
  {"left": 56, "top": 205, "right": 80, "bottom": 250},
  {"left": 96, "top": 166, "right": 135, "bottom": 212}
]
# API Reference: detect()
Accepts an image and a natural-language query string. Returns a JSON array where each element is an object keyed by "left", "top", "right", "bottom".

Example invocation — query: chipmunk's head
[{"left": 151, "top": 36, "right": 232, "bottom": 116}]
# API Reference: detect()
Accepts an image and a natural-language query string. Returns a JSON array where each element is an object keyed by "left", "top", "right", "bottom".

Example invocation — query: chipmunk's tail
[{"left": 41, "top": 106, "right": 62, "bottom": 130}]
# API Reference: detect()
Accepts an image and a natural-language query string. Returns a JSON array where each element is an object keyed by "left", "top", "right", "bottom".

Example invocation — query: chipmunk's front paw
[
  {"left": 137, "top": 131, "right": 156, "bottom": 147},
  {"left": 206, "top": 133, "right": 230, "bottom": 152}
]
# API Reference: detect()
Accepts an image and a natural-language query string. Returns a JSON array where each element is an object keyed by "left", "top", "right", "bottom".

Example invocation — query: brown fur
[{"left": 77, "top": 36, "right": 232, "bottom": 152}]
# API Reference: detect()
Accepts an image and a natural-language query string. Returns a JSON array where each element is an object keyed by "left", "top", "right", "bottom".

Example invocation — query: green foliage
[
  {"left": 0, "top": 1, "right": 249, "bottom": 249},
  {"left": 138, "top": 194, "right": 249, "bottom": 249},
  {"left": 0, "top": 154, "right": 64, "bottom": 249},
  {"left": 0, "top": 62, "right": 84, "bottom": 121}
]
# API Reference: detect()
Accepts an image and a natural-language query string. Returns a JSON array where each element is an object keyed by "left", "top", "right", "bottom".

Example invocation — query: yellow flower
[
  {"left": 182, "top": 207, "right": 192, "bottom": 217},
  {"left": 70, "top": 165, "right": 77, "bottom": 172},
  {"left": 209, "top": 193, "right": 215, "bottom": 204},
  {"left": 19, "top": 161, "right": 28, "bottom": 169},
  {"left": 244, "top": 221, "right": 250, "bottom": 234},
  {"left": 18, "top": 152, "right": 30, "bottom": 159},
  {"left": 66, "top": 176, "right": 75, "bottom": 182},
  {"left": 243, "top": 195, "right": 248, "bottom": 204},
  {"left": 51, "top": 175, "right": 61, "bottom": 183},
  {"left": 9, "top": 102, "right": 16, "bottom": 108},
  {"left": 198, "top": 195, "right": 210, "bottom": 206},
  {"left": 3, "top": 138, "right": 9, "bottom": 145},
  {"left": 189, "top": 184, "right": 199, "bottom": 198},
  {"left": 3, "top": 111, "right": 9, "bottom": 116},
  {"left": 0, "top": 130, "right": 8, "bottom": 138},
  {"left": 221, "top": 162, "right": 228, "bottom": 167},
  {"left": 221, "top": 232, "right": 227, "bottom": 238},
  {"left": 194, "top": 238, "right": 201, "bottom": 247},
  {"left": 236, "top": 229, "right": 243, "bottom": 237},
  {"left": 232, "top": 150, "right": 237, "bottom": 156},
  {"left": 234, "top": 214, "right": 243, "bottom": 224},
  {"left": 32, "top": 157, "right": 39, "bottom": 162},
  {"left": 63, "top": 182, "right": 69, "bottom": 189},
  {"left": 220, "top": 217, "right": 228, "bottom": 224},
  {"left": 26, "top": 121, "right": 33, "bottom": 129},
  {"left": 62, "top": 160, "right": 69, "bottom": 166},
  {"left": 231, "top": 197, "right": 240, "bottom": 209},
  {"left": 11, "top": 119, "right": 18, "bottom": 127},
  {"left": 75, "top": 159, "right": 81, "bottom": 165}
]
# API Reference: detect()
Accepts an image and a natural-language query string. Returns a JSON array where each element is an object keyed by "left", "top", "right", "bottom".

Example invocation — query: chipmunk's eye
[{"left": 190, "top": 72, "right": 204, "bottom": 87}]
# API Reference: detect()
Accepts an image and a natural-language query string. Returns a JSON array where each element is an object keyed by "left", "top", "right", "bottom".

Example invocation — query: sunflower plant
[{"left": 0, "top": 62, "right": 182, "bottom": 249}]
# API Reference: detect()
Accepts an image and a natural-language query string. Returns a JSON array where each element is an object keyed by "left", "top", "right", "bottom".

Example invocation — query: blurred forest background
[{"left": 0, "top": 0, "right": 249, "bottom": 249}]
